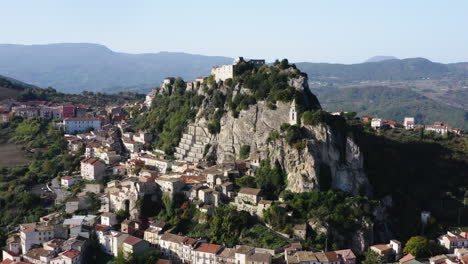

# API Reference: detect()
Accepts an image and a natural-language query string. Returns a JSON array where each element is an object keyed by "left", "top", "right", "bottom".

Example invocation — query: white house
[
  {"left": 371, "top": 118, "right": 383, "bottom": 129},
  {"left": 61, "top": 176, "right": 77, "bottom": 188},
  {"left": 438, "top": 232, "right": 468, "bottom": 252},
  {"left": 63, "top": 117, "right": 101, "bottom": 134},
  {"left": 192, "top": 243, "right": 223, "bottom": 264},
  {"left": 403, "top": 117, "right": 415, "bottom": 129},
  {"left": 426, "top": 122, "right": 450, "bottom": 135},
  {"left": 80, "top": 158, "right": 106, "bottom": 181}
]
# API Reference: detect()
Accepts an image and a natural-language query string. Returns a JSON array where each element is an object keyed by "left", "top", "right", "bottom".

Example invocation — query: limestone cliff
[
  {"left": 174, "top": 73, "right": 370, "bottom": 195},
  {"left": 212, "top": 102, "right": 370, "bottom": 195}
]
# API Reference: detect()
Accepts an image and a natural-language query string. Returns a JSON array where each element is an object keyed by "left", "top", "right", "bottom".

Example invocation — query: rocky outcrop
[
  {"left": 267, "top": 124, "right": 370, "bottom": 195},
  {"left": 172, "top": 70, "right": 370, "bottom": 195}
]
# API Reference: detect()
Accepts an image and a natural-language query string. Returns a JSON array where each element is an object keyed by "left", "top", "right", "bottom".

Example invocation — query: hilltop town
[{"left": 0, "top": 58, "right": 466, "bottom": 264}]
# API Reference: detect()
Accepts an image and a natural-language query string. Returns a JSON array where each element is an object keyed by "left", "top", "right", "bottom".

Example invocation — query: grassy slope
[{"left": 313, "top": 86, "right": 467, "bottom": 129}]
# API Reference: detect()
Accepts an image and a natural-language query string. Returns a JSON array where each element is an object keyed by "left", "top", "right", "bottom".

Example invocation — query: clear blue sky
[{"left": 1, "top": 0, "right": 467, "bottom": 64}]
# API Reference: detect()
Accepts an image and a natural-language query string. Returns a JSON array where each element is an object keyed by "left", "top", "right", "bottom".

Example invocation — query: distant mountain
[
  {"left": 296, "top": 58, "right": 468, "bottom": 83},
  {"left": 365, "top": 56, "right": 398, "bottom": 63},
  {"left": 313, "top": 86, "right": 467, "bottom": 129},
  {"left": 0, "top": 43, "right": 233, "bottom": 93}
]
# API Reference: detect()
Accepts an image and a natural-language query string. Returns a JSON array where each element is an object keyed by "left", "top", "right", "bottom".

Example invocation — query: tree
[
  {"left": 403, "top": 236, "right": 430, "bottom": 258},
  {"left": 239, "top": 145, "right": 251, "bottom": 159},
  {"left": 280, "top": 59, "right": 289, "bottom": 69},
  {"left": 362, "top": 250, "right": 383, "bottom": 264},
  {"left": 236, "top": 176, "right": 256, "bottom": 188}
]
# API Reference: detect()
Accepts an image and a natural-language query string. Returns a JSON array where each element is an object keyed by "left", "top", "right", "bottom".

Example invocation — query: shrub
[{"left": 239, "top": 145, "right": 251, "bottom": 159}]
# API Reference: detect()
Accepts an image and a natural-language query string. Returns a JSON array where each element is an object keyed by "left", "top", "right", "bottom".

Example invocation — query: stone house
[
  {"left": 248, "top": 252, "right": 272, "bottom": 264},
  {"left": 216, "top": 248, "right": 237, "bottom": 264},
  {"left": 237, "top": 188, "right": 262, "bottom": 204},
  {"left": 121, "top": 219, "right": 140, "bottom": 235},
  {"left": 370, "top": 240, "right": 402, "bottom": 262},
  {"left": 80, "top": 158, "right": 106, "bottom": 181},
  {"left": 293, "top": 224, "right": 307, "bottom": 240},
  {"left": 100, "top": 212, "right": 118, "bottom": 226},
  {"left": 156, "top": 178, "right": 185, "bottom": 196},
  {"left": 122, "top": 236, "right": 149, "bottom": 258},
  {"left": 285, "top": 250, "right": 340, "bottom": 264},
  {"left": 84, "top": 183, "right": 104, "bottom": 194},
  {"left": 334, "top": 249, "right": 356, "bottom": 264},
  {"left": 23, "top": 248, "right": 55, "bottom": 264}
]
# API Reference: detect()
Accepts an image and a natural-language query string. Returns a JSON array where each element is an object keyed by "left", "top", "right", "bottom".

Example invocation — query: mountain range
[
  {"left": 0, "top": 43, "right": 466, "bottom": 128},
  {"left": 0, "top": 43, "right": 232, "bottom": 93}
]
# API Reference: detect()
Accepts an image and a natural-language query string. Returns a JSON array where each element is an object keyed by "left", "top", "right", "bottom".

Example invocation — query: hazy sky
[{"left": 1, "top": 0, "right": 467, "bottom": 64}]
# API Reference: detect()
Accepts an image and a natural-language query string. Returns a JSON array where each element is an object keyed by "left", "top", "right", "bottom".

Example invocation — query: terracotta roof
[
  {"left": 400, "top": 253, "right": 416, "bottom": 263},
  {"left": 62, "top": 249, "right": 81, "bottom": 259},
  {"left": 195, "top": 243, "right": 223, "bottom": 254},
  {"left": 371, "top": 244, "right": 393, "bottom": 252},
  {"left": 324, "top": 252, "right": 339, "bottom": 262},
  {"left": 157, "top": 259, "right": 172, "bottom": 264},
  {"left": 95, "top": 224, "right": 111, "bottom": 232},
  {"left": 3, "top": 250, "right": 19, "bottom": 257},
  {"left": 238, "top": 187, "right": 261, "bottom": 196},
  {"left": 62, "top": 176, "right": 73, "bottom": 180},
  {"left": 0, "top": 259, "right": 13, "bottom": 264},
  {"left": 21, "top": 226, "right": 35, "bottom": 233},
  {"left": 335, "top": 249, "right": 356, "bottom": 260},
  {"left": 123, "top": 235, "right": 143, "bottom": 246}
]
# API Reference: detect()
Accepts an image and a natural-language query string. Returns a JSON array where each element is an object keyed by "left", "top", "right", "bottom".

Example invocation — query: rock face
[
  {"left": 173, "top": 71, "right": 370, "bottom": 195},
  {"left": 215, "top": 103, "right": 370, "bottom": 195}
]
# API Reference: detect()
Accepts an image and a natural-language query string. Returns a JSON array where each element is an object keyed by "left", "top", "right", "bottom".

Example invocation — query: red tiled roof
[
  {"left": 62, "top": 249, "right": 80, "bottom": 259},
  {"left": 399, "top": 253, "right": 416, "bottom": 263},
  {"left": 95, "top": 224, "right": 111, "bottom": 232},
  {"left": 195, "top": 243, "right": 223, "bottom": 254},
  {"left": 21, "top": 226, "right": 35, "bottom": 233},
  {"left": 157, "top": 259, "right": 172, "bottom": 264},
  {"left": 324, "top": 251, "right": 339, "bottom": 262},
  {"left": 62, "top": 176, "right": 73, "bottom": 180},
  {"left": 0, "top": 259, "right": 13, "bottom": 264},
  {"left": 123, "top": 235, "right": 143, "bottom": 246},
  {"left": 4, "top": 250, "right": 19, "bottom": 257}
]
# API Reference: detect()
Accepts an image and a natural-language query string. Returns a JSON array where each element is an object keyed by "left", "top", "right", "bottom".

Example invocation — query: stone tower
[{"left": 289, "top": 99, "right": 298, "bottom": 125}]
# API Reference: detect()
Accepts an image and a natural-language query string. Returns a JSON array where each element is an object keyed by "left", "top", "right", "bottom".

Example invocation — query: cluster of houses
[
  {"left": 365, "top": 232, "right": 468, "bottom": 264},
  {"left": 371, "top": 116, "right": 462, "bottom": 135},
  {"left": 4, "top": 210, "right": 360, "bottom": 264}
]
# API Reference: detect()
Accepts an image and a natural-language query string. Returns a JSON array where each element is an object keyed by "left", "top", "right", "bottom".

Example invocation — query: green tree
[
  {"left": 362, "top": 250, "right": 383, "bottom": 264},
  {"left": 236, "top": 176, "right": 256, "bottom": 188},
  {"left": 404, "top": 236, "right": 430, "bottom": 258},
  {"left": 239, "top": 145, "right": 251, "bottom": 159}
]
